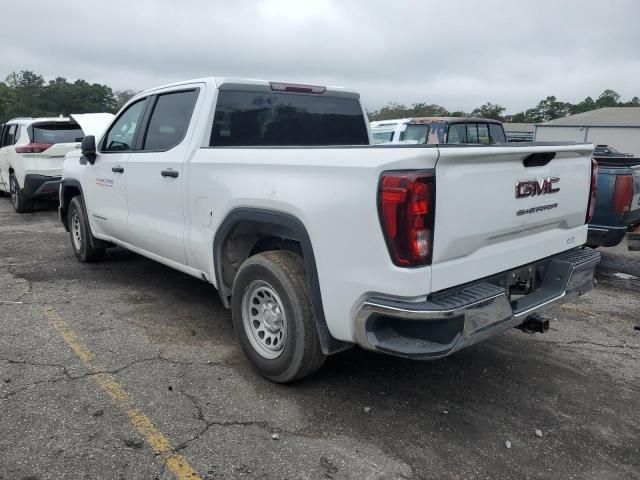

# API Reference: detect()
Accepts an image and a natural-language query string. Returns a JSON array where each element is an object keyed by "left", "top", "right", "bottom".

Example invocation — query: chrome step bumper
[{"left": 354, "top": 248, "right": 601, "bottom": 359}]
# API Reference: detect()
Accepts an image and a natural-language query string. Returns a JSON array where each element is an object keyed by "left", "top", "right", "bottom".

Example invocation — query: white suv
[{"left": 0, "top": 114, "right": 113, "bottom": 212}]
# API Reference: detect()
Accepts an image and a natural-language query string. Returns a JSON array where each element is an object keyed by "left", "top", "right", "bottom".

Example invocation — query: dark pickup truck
[
  {"left": 594, "top": 144, "right": 634, "bottom": 158},
  {"left": 587, "top": 155, "right": 640, "bottom": 248}
]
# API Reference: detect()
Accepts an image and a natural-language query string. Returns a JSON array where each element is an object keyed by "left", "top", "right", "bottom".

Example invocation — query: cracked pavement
[{"left": 1, "top": 198, "right": 639, "bottom": 480}]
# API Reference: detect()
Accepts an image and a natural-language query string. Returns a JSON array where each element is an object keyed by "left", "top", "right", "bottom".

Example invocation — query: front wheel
[
  {"left": 231, "top": 250, "right": 326, "bottom": 383},
  {"left": 68, "top": 196, "right": 105, "bottom": 262},
  {"left": 10, "top": 174, "right": 33, "bottom": 213}
]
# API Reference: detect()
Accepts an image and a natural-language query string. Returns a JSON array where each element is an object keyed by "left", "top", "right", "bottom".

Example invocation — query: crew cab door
[
  {"left": 84, "top": 98, "right": 148, "bottom": 240},
  {"left": 124, "top": 87, "right": 201, "bottom": 265}
]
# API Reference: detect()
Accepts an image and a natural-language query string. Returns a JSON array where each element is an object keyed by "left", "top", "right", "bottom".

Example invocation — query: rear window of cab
[
  {"left": 211, "top": 90, "right": 369, "bottom": 147},
  {"left": 397, "top": 121, "right": 506, "bottom": 145},
  {"left": 445, "top": 122, "right": 506, "bottom": 144}
]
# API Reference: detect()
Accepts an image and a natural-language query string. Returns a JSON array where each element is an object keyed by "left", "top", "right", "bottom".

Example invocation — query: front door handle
[
  {"left": 112, "top": 166, "right": 124, "bottom": 173},
  {"left": 161, "top": 169, "right": 179, "bottom": 178}
]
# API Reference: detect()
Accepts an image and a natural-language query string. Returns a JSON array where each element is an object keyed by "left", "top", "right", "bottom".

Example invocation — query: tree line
[
  {"left": 1, "top": 70, "right": 639, "bottom": 125},
  {"left": 368, "top": 89, "right": 640, "bottom": 123},
  {"left": 0, "top": 70, "right": 136, "bottom": 123}
]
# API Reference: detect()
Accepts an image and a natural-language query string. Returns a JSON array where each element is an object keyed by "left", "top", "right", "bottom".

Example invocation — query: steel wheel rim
[
  {"left": 71, "top": 211, "right": 82, "bottom": 251},
  {"left": 10, "top": 178, "right": 18, "bottom": 209},
  {"left": 241, "top": 280, "right": 287, "bottom": 359}
]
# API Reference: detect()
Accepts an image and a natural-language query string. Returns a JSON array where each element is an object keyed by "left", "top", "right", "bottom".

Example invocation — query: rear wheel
[
  {"left": 68, "top": 196, "right": 105, "bottom": 262},
  {"left": 9, "top": 174, "right": 33, "bottom": 213},
  {"left": 231, "top": 250, "right": 325, "bottom": 383}
]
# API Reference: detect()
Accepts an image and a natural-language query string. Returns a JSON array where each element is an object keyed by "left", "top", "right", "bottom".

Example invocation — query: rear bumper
[
  {"left": 23, "top": 174, "right": 62, "bottom": 199},
  {"left": 354, "top": 248, "right": 600, "bottom": 359}
]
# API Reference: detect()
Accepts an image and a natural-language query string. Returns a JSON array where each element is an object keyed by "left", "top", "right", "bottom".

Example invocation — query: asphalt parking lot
[{"left": 1, "top": 198, "right": 639, "bottom": 480}]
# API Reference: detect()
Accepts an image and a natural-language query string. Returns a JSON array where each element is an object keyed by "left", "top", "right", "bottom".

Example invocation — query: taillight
[
  {"left": 15, "top": 143, "right": 53, "bottom": 154},
  {"left": 586, "top": 158, "right": 598, "bottom": 223},
  {"left": 612, "top": 174, "right": 634, "bottom": 214},
  {"left": 378, "top": 170, "right": 435, "bottom": 267}
]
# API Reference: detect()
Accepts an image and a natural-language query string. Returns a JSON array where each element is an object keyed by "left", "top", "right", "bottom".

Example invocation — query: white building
[{"left": 534, "top": 107, "right": 640, "bottom": 156}]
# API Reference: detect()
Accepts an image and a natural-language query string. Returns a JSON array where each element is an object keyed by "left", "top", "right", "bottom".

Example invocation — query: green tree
[
  {"left": 596, "top": 89, "right": 620, "bottom": 108},
  {"left": 0, "top": 71, "right": 120, "bottom": 122},
  {"left": 470, "top": 102, "right": 505, "bottom": 120},
  {"left": 114, "top": 89, "right": 137, "bottom": 110},
  {"left": 570, "top": 96, "right": 596, "bottom": 114},
  {"left": 0, "top": 82, "right": 18, "bottom": 122},
  {"left": 6, "top": 70, "right": 46, "bottom": 117},
  {"left": 503, "top": 111, "right": 528, "bottom": 123},
  {"left": 527, "top": 96, "right": 572, "bottom": 122},
  {"left": 43, "top": 77, "right": 74, "bottom": 115},
  {"left": 368, "top": 102, "right": 457, "bottom": 121},
  {"left": 409, "top": 102, "right": 450, "bottom": 117}
]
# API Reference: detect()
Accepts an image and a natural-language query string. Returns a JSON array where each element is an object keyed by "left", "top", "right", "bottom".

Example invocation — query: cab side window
[
  {"left": 466, "top": 123, "right": 479, "bottom": 143},
  {"left": 477, "top": 123, "right": 490, "bottom": 144},
  {"left": 489, "top": 123, "right": 506, "bottom": 143},
  {"left": 102, "top": 100, "right": 146, "bottom": 152},
  {"left": 141, "top": 90, "right": 198, "bottom": 151},
  {"left": 446, "top": 124, "right": 467, "bottom": 144}
]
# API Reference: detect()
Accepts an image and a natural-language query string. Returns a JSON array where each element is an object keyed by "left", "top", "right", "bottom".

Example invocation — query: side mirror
[{"left": 81, "top": 135, "right": 97, "bottom": 164}]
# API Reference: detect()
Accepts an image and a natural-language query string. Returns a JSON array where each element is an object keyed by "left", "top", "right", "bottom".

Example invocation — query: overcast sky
[{"left": 1, "top": 0, "right": 638, "bottom": 114}]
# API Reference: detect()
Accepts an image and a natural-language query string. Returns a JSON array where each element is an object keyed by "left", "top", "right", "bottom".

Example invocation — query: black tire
[
  {"left": 231, "top": 250, "right": 326, "bottom": 383},
  {"left": 9, "top": 174, "right": 33, "bottom": 213},
  {"left": 68, "top": 196, "right": 105, "bottom": 262}
]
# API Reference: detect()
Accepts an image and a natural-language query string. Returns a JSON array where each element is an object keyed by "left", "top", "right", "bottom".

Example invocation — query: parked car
[
  {"left": 59, "top": 77, "right": 599, "bottom": 382},
  {"left": 370, "top": 117, "right": 506, "bottom": 145},
  {"left": 594, "top": 145, "right": 634, "bottom": 158},
  {"left": 0, "top": 114, "right": 114, "bottom": 212},
  {"left": 587, "top": 156, "right": 640, "bottom": 247}
]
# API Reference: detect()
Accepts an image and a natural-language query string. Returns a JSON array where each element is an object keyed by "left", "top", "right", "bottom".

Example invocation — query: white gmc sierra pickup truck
[{"left": 59, "top": 77, "right": 600, "bottom": 382}]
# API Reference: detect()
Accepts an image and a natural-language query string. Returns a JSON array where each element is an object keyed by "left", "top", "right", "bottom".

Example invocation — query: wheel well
[
  {"left": 217, "top": 220, "right": 303, "bottom": 303},
  {"left": 214, "top": 209, "right": 353, "bottom": 355},
  {"left": 60, "top": 186, "right": 81, "bottom": 230}
]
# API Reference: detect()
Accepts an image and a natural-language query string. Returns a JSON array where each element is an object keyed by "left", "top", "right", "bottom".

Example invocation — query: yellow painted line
[
  {"left": 46, "top": 308, "right": 94, "bottom": 364},
  {"left": 43, "top": 307, "right": 202, "bottom": 480}
]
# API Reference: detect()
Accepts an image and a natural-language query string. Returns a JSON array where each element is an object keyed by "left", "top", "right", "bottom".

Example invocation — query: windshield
[
  {"left": 372, "top": 131, "right": 395, "bottom": 144},
  {"left": 400, "top": 124, "right": 429, "bottom": 144}
]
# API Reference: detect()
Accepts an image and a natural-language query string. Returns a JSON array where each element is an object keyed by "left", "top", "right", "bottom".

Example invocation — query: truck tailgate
[{"left": 431, "top": 144, "right": 593, "bottom": 292}]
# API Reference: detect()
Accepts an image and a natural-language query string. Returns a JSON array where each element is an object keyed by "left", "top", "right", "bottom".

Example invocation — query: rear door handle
[
  {"left": 161, "top": 169, "right": 179, "bottom": 178},
  {"left": 112, "top": 166, "right": 124, "bottom": 173}
]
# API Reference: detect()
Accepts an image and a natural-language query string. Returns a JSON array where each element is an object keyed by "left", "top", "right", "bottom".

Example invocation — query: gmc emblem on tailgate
[{"left": 515, "top": 177, "right": 560, "bottom": 198}]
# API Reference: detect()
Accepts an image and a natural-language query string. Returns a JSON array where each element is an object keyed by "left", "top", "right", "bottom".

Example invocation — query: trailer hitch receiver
[{"left": 517, "top": 313, "right": 550, "bottom": 334}]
